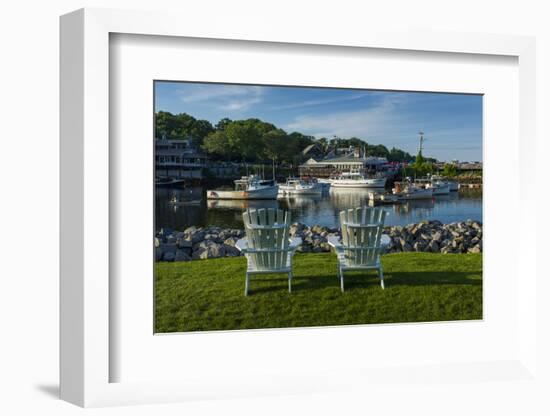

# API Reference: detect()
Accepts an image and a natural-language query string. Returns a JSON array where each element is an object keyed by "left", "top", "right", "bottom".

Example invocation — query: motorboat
[
  {"left": 368, "top": 191, "right": 400, "bottom": 204},
  {"left": 206, "top": 175, "right": 278, "bottom": 200},
  {"left": 429, "top": 181, "right": 451, "bottom": 195},
  {"left": 414, "top": 178, "right": 450, "bottom": 195},
  {"left": 431, "top": 175, "right": 460, "bottom": 191},
  {"left": 330, "top": 171, "right": 387, "bottom": 188},
  {"left": 278, "top": 178, "right": 323, "bottom": 196},
  {"left": 392, "top": 181, "right": 434, "bottom": 200}
]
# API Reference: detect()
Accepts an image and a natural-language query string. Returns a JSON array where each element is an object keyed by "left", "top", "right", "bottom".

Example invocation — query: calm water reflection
[{"left": 156, "top": 187, "right": 482, "bottom": 231}]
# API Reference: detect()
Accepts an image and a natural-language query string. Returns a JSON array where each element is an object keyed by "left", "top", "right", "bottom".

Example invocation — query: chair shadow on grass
[{"left": 246, "top": 270, "right": 481, "bottom": 294}]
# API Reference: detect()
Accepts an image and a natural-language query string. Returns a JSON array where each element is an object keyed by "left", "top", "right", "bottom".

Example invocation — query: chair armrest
[
  {"left": 328, "top": 235, "right": 390, "bottom": 250},
  {"left": 235, "top": 238, "right": 248, "bottom": 252},
  {"left": 289, "top": 237, "right": 302, "bottom": 251},
  {"left": 327, "top": 236, "right": 342, "bottom": 250}
]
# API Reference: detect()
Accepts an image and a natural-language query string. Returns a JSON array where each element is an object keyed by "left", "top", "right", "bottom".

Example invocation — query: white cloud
[
  {"left": 283, "top": 92, "right": 482, "bottom": 161},
  {"left": 177, "top": 84, "right": 264, "bottom": 112},
  {"left": 270, "top": 92, "right": 369, "bottom": 111},
  {"left": 284, "top": 93, "right": 415, "bottom": 140}
]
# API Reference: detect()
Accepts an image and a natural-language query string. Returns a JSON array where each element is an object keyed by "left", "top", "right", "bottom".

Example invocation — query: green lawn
[{"left": 155, "top": 252, "right": 482, "bottom": 333}]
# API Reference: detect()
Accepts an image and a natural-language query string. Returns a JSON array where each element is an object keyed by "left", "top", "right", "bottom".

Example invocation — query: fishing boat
[
  {"left": 278, "top": 178, "right": 323, "bottom": 196},
  {"left": 392, "top": 181, "right": 434, "bottom": 200},
  {"left": 448, "top": 181, "right": 460, "bottom": 192},
  {"left": 431, "top": 175, "right": 460, "bottom": 191},
  {"left": 330, "top": 171, "right": 387, "bottom": 188},
  {"left": 206, "top": 175, "right": 278, "bottom": 200},
  {"left": 429, "top": 181, "right": 451, "bottom": 195},
  {"left": 368, "top": 191, "right": 400, "bottom": 204},
  {"left": 415, "top": 178, "right": 451, "bottom": 195}
]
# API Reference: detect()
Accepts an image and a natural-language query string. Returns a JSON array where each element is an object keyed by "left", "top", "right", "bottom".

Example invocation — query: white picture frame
[{"left": 60, "top": 7, "right": 539, "bottom": 408}]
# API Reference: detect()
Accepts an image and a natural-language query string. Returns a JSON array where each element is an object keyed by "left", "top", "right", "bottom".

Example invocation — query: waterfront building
[
  {"left": 155, "top": 137, "right": 207, "bottom": 178},
  {"left": 298, "top": 147, "right": 391, "bottom": 178}
]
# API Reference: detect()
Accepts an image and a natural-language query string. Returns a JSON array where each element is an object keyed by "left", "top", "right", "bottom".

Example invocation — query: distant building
[
  {"left": 155, "top": 138, "right": 207, "bottom": 178},
  {"left": 435, "top": 161, "right": 483, "bottom": 173},
  {"left": 299, "top": 147, "right": 390, "bottom": 177},
  {"left": 457, "top": 162, "right": 483, "bottom": 172}
]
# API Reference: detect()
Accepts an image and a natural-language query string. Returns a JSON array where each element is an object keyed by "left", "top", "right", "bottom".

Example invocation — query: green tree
[
  {"left": 318, "top": 137, "right": 329, "bottom": 153},
  {"left": 263, "top": 129, "right": 288, "bottom": 178},
  {"left": 442, "top": 163, "right": 458, "bottom": 177},
  {"left": 410, "top": 151, "right": 434, "bottom": 178},
  {"left": 215, "top": 118, "right": 232, "bottom": 130},
  {"left": 388, "top": 147, "right": 414, "bottom": 162},
  {"left": 202, "top": 130, "right": 232, "bottom": 160},
  {"left": 225, "top": 120, "right": 265, "bottom": 162},
  {"left": 154, "top": 111, "right": 213, "bottom": 145}
]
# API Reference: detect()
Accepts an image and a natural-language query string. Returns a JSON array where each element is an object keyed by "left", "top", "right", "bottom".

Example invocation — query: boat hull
[
  {"left": 368, "top": 191, "right": 400, "bottom": 204},
  {"left": 331, "top": 178, "right": 386, "bottom": 188},
  {"left": 396, "top": 189, "right": 434, "bottom": 200},
  {"left": 278, "top": 185, "right": 323, "bottom": 196},
  {"left": 432, "top": 183, "right": 451, "bottom": 195},
  {"left": 206, "top": 186, "right": 278, "bottom": 200}
]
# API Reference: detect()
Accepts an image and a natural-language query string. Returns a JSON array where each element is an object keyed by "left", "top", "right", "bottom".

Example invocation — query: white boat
[
  {"left": 330, "top": 171, "right": 387, "bottom": 188},
  {"left": 392, "top": 182, "right": 434, "bottom": 200},
  {"left": 316, "top": 178, "right": 332, "bottom": 188},
  {"left": 308, "top": 178, "right": 330, "bottom": 190},
  {"left": 278, "top": 178, "right": 323, "bottom": 196},
  {"left": 430, "top": 182, "right": 451, "bottom": 195},
  {"left": 414, "top": 178, "right": 450, "bottom": 195},
  {"left": 368, "top": 191, "right": 400, "bottom": 204},
  {"left": 431, "top": 175, "right": 460, "bottom": 191},
  {"left": 206, "top": 175, "right": 278, "bottom": 200},
  {"left": 448, "top": 181, "right": 460, "bottom": 192}
]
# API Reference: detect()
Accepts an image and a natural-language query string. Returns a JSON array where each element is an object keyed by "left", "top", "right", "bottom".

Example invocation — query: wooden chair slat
[
  {"left": 241, "top": 208, "right": 298, "bottom": 295},
  {"left": 334, "top": 207, "right": 388, "bottom": 292}
]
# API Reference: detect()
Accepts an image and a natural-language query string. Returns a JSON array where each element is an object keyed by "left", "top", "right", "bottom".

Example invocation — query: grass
[{"left": 155, "top": 252, "right": 482, "bottom": 333}]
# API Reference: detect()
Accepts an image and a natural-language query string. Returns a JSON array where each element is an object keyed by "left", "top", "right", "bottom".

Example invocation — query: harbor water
[{"left": 156, "top": 186, "right": 482, "bottom": 231}]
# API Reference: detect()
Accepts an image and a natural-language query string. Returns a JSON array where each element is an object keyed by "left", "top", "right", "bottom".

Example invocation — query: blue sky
[{"left": 155, "top": 81, "right": 483, "bottom": 162}]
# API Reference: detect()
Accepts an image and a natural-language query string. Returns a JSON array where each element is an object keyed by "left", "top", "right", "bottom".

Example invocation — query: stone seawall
[{"left": 155, "top": 220, "right": 482, "bottom": 262}]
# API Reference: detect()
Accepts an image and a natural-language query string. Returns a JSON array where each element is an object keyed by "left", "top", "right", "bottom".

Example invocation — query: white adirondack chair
[
  {"left": 327, "top": 207, "right": 390, "bottom": 292},
  {"left": 235, "top": 208, "right": 302, "bottom": 296}
]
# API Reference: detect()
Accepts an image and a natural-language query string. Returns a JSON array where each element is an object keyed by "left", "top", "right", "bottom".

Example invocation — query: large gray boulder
[
  {"left": 155, "top": 247, "right": 163, "bottom": 261},
  {"left": 177, "top": 238, "right": 192, "bottom": 249},
  {"left": 192, "top": 241, "right": 226, "bottom": 260},
  {"left": 174, "top": 250, "right": 191, "bottom": 262},
  {"left": 223, "top": 244, "right": 241, "bottom": 257},
  {"left": 223, "top": 237, "right": 238, "bottom": 247},
  {"left": 162, "top": 251, "right": 175, "bottom": 262},
  {"left": 161, "top": 242, "right": 177, "bottom": 254}
]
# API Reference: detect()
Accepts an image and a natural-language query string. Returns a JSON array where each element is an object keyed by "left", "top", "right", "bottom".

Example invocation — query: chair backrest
[
  {"left": 339, "top": 207, "right": 387, "bottom": 266},
  {"left": 242, "top": 208, "right": 291, "bottom": 271}
]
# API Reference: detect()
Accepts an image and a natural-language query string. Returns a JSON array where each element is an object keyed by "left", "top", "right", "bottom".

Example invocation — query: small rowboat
[{"left": 169, "top": 198, "right": 202, "bottom": 206}]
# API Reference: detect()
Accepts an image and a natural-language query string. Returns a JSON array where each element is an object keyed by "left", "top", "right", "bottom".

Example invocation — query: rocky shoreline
[{"left": 155, "top": 220, "right": 482, "bottom": 262}]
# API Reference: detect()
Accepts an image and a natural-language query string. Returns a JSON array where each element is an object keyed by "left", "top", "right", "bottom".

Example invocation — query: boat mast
[
  {"left": 416, "top": 131, "right": 427, "bottom": 182},
  {"left": 418, "top": 131, "right": 425, "bottom": 155}
]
